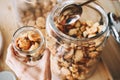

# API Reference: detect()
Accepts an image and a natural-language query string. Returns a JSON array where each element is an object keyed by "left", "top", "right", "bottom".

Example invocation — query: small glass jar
[
  {"left": 46, "top": 0, "right": 109, "bottom": 80},
  {"left": 12, "top": 26, "right": 45, "bottom": 66}
]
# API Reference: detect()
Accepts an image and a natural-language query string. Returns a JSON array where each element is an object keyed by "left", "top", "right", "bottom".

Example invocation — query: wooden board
[{"left": 0, "top": 0, "right": 120, "bottom": 80}]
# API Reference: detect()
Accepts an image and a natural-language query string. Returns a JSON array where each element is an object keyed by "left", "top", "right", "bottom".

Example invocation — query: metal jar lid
[{"left": 108, "top": 12, "right": 120, "bottom": 44}]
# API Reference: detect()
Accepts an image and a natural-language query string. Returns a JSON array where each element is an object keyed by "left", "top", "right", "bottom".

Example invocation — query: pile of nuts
[
  {"left": 55, "top": 7, "right": 105, "bottom": 39},
  {"left": 15, "top": 31, "right": 41, "bottom": 52},
  {"left": 20, "top": 0, "right": 57, "bottom": 33},
  {"left": 55, "top": 19, "right": 104, "bottom": 38},
  {"left": 48, "top": 23, "right": 104, "bottom": 79},
  {"left": 50, "top": 40, "right": 103, "bottom": 79}
]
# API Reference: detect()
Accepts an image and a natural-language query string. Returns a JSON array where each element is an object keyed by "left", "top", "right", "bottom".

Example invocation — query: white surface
[
  {"left": 0, "top": 71, "right": 16, "bottom": 80},
  {"left": 0, "top": 31, "right": 3, "bottom": 56}
]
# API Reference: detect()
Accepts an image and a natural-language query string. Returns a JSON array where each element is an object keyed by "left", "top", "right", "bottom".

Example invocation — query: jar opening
[{"left": 12, "top": 26, "right": 45, "bottom": 54}]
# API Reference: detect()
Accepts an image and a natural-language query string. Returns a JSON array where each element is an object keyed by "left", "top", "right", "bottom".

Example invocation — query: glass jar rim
[
  {"left": 12, "top": 26, "right": 45, "bottom": 54},
  {"left": 48, "top": 0, "right": 108, "bottom": 41}
]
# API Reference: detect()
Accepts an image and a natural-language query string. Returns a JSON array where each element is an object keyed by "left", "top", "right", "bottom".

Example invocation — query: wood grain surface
[
  {"left": 102, "top": 36, "right": 120, "bottom": 80},
  {"left": 0, "top": 0, "right": 120, "bottom": 80},
  {"left": 98, "top": 0, "right": 120, "bottom": 80}
]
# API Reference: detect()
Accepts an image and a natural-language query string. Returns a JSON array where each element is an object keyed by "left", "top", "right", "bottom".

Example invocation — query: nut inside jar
[
  {"left": 47, "top": 18, "right": 106, "bottom": 79},
  {"left": 15, "top": 31, "right": 41, "bottom": 52},
  {"left": 55, "top": 16, "right": 105, "bottom": 39},
  {"left": 13, "top": 26, "right": 45, "bottom": 65}
]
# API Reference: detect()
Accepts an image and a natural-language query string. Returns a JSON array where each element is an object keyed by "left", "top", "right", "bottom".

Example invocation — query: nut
[
  {"left": 88, "top": 34, "right": 96, "bottom": 38},
  {"left": 28, "top": 31, "right": 41, "bottom": 41},
  {"left": 72, "top": 64, "right": 79, "bottom": 68},
  {"left": 86, "top": 59, "right": 97, "bottom": 66},
  {"left": 35, "top": 9, "right": 41, "bottom": 18},
  {"left": 75, "top": 20, "right": 81, "bottom": 28},
  {"left": 69, "top": 66, "right": 78, "bottom": 73},
  {"left": 89, "top": 51, "right": 99, "bottom": 58},
  {"left": 70, "top": 43, "right": 77, "bottom": 48},
  {"left": 58, "top": 58, "right": 70, "bottom": 68},
  {"left": 16, "top": 37, "right": 31, "bottom": 50},
  {"left": 83, "top": 31, "right": 88, "bottom": 38},
  {"left": 29, "top": 42, "right": 39, "bottom": 51},
  {"left": 78, "top": 73, "right": 86, "bottom": 80},
  {"left": 66, "top": 75, "right": 74, "bottom": 80},
  {"left": 86, "top": 20, "right": 93, "bottom": 27},
  {"left": 36, "top": 17, "right": 45, "bottom": 29},
  {"left": 72, "top": 72, "right": 79, "bottom": 78},
  {"left": 57, "top": 45, "right": 68, "bottom": 56},
  {"left": 94, "top": 38, "right": 103, "bottom": 47},
  {"left": 68, "top": 28, "right": 78, "bottom": 36},
  {"left": 58, "top": 16, "right": 65, "bottom": 24},
  {"left": 61, "top": 67, "right": 71, "bottom": 76},
  {"left": 64, "top": 49, "right": 74, "bottom": 60},
  {"left": 93, "top": 22, "right": 99, "bottom": 28},
  {"left": 98, "top": 25, "right": 104, "bottom": 33},
  {"left": 86, "top": 26, "right": 97, "bottom": 34},
  {"left": 80, "top": 26, "right": 86, "bottom": 32},
  {"left": 24, "top": 10, "right": 32, "bottom": 16},
  {"left": 88, "top": 46, "right": 96, "bottom": 51},
  {"left": 74, "top": 50, "right": 84, "bottom": 63},
  {"left": 96, "top": 46, "right": 102, "bottom": 52}
]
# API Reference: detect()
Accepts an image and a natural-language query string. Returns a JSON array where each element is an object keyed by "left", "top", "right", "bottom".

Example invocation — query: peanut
[{"left": 74, "top": 50, "right": 84, "bottom": 63}]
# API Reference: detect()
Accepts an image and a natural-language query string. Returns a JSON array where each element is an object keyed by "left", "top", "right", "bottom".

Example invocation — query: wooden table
[{"left": 0, "top": 0, "right": 120, "bottom": 80}]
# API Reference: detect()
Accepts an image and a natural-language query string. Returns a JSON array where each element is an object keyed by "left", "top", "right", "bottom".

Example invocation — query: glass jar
[
  {"left": 12, "top": 26, "right": 45, "bottom": 66},
  {"left": 46, "top": 0, "right": 109, "bottom": 80}
]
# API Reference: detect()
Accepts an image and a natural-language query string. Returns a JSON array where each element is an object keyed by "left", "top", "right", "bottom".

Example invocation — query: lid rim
[{"left": 108, "top": 12, "right": 120, "bottom": 44}]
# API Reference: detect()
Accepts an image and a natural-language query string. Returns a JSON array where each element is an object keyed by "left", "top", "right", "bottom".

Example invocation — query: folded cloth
[{"left": 0, "top": 30, "right": 3, "bottom": 56}]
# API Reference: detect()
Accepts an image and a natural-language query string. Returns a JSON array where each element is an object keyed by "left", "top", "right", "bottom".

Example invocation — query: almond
[
  {"left": 68, "top": 28, "right": 78, "bottom": 36},
  {"left": 74, "top": 50, "right": 83, "bottom": 63},
  {"left": 28, "top": 31, "right": 41, "bottom": 41}
]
